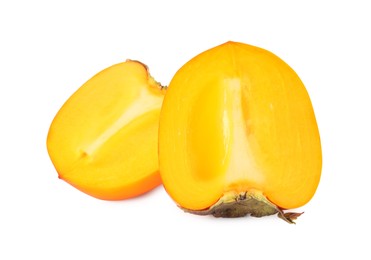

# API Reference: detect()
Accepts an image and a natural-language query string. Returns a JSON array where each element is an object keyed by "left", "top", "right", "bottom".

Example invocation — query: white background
[{"left": 1, "top": 0, "right": 370, "bottom": 259}]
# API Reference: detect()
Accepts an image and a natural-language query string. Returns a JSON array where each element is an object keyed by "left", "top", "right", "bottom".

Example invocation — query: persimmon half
[
  {"left": 159, "top": 41, "right": 322, "bottom": 223},
  {"left": 47, "top": 60, "right": 165, "bottom": 200}
]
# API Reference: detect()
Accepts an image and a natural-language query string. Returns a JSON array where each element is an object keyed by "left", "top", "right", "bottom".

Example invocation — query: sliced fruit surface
[
  {"left": 159, "top": 41, "right": 322, "bottom": 212},
  {"left": 47, "top": 60, "right": 164, "bottom": 200}
]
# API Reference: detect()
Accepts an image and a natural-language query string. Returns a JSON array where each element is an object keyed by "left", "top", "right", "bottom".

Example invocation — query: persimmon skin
[
  {"left": 47, "top": 60, "right": 164, "bottom": 200},
  {"left": 159, "top": 41, "right": 322, "bottom": 215}
]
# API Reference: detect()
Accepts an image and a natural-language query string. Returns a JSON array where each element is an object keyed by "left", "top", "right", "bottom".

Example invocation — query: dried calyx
[{"left": 183, "top": 190, "right": 303, "bottom": 224}]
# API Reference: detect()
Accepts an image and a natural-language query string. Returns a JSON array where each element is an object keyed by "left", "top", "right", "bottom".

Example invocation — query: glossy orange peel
[
  {"left": 47, "top": 60, "right": 165, "bottom": 200},
  {"left": 159, "top": 41, "right": 322, "bottom": 222}
]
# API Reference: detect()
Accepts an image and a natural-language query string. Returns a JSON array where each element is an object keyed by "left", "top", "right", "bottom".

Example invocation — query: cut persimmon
[
  {"left": 159, "top": 42, "right": 322, "bottom": 223},
  {"left": 47, "top": 60, "right": 165, "bottom": 200}
]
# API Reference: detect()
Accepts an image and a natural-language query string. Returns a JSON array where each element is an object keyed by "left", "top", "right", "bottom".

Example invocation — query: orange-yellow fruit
[
  {"left": 47, "top": 60, "right": 165, "bottom": 200},
  {"left": 159, "top": 42, "right": 322, "bottom": 222}
]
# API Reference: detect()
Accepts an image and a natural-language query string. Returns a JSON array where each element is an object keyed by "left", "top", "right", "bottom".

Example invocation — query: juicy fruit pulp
[
  {"left": 159, "top": 42, "right": 322, "bottom": 220},
  {"left": 47, "top": 60, "right": 164, "bottom": 200}
]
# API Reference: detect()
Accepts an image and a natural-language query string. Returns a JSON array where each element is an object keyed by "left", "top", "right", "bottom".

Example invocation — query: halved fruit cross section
[
  {"left": 159, "top": 42, "right": 322, "bottom": 222},
  {"left": 47, "top": 60, "right": 165, "bottom": 200}
]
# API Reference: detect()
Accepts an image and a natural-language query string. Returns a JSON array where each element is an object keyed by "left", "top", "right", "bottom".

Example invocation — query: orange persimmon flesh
[
  {"left": 47, "top": 60, "right": 164, "bottom": 200},
  {"left": 159, "top": 41, "right": 322, "bottom": 215}
]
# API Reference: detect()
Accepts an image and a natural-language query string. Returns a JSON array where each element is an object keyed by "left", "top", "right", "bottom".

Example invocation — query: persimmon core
[
  {"left": 83, "top": 86, "right": 162, "bottom": 156},
  {"left": 188, "top": 78, "right": 263, "bottom": 188}
]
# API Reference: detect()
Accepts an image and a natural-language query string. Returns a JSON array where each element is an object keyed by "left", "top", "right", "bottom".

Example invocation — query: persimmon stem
[{"left": 181, "top": 190, "right": 302, "bottom": 224}]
